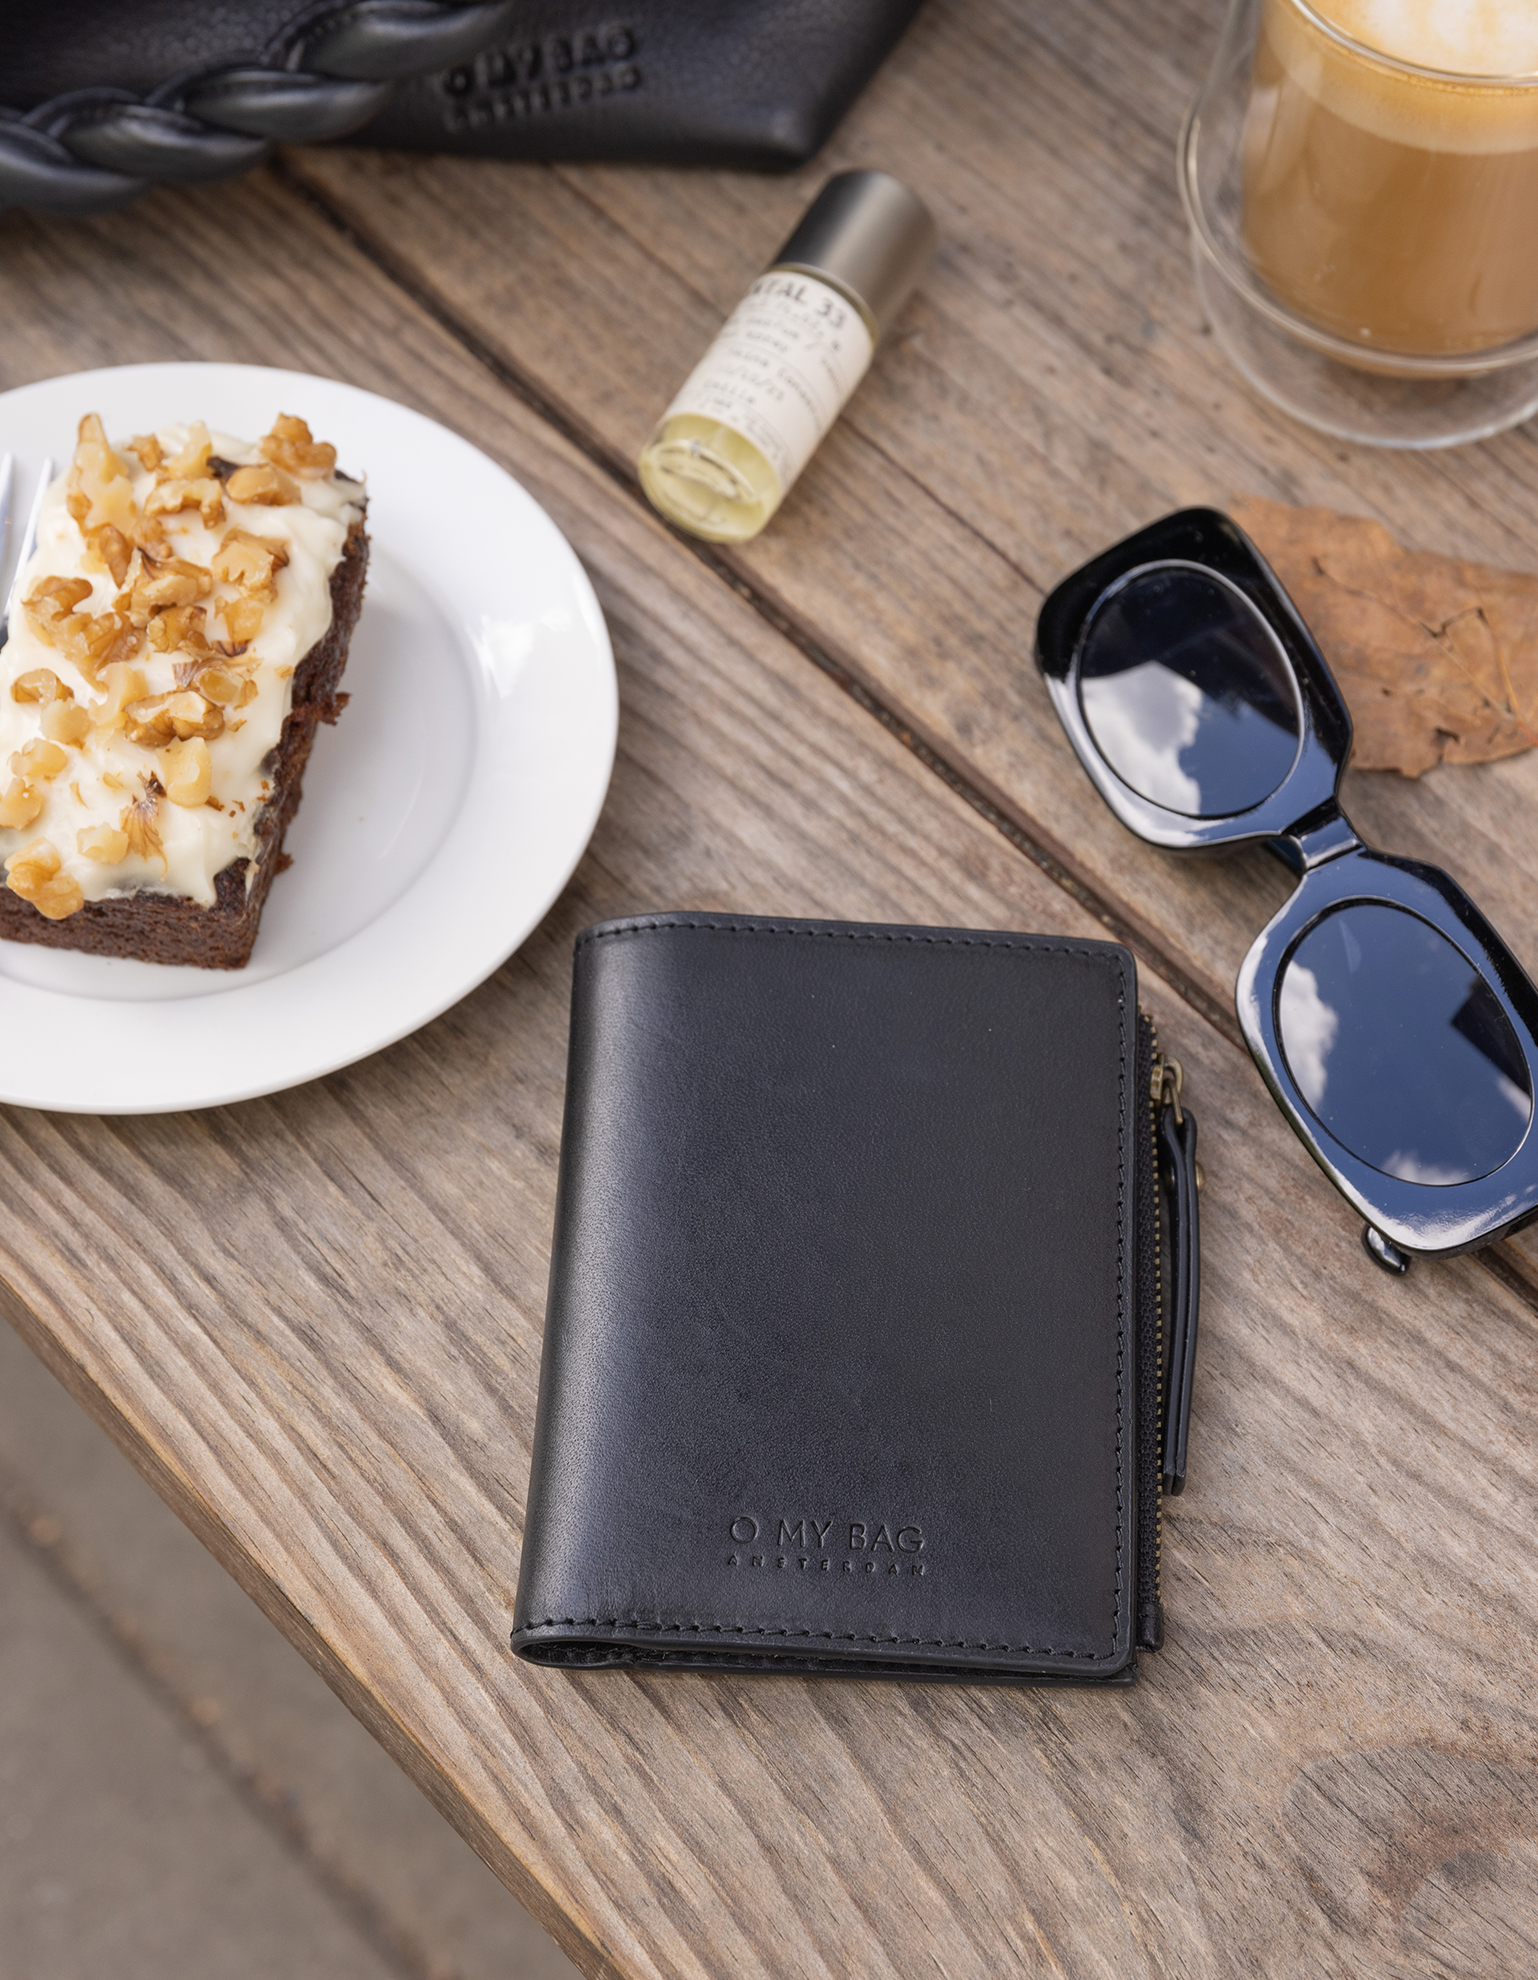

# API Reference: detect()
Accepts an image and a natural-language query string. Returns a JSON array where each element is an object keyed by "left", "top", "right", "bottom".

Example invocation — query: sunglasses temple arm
[{"left": 1160, "top": 1103, "right": 1200, "bottom": 1495}]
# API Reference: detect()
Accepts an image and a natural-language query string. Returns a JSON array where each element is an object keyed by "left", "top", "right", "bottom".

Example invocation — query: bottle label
[{"left": 662, "top": 272, "right": 876, "bottom": 497}]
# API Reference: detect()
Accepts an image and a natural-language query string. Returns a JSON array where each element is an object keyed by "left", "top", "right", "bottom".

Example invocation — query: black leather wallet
[{"left": 513, "top": 913, "right": 1200, "bottom": 1686}]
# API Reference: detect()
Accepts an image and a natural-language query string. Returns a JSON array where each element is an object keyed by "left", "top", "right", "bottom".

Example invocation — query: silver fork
[
  {"left": 0, "top": 454, "right": 12, "bottom": 631},
  {"left": 0, "top": 455, "right": 56, "bottom": 648}
]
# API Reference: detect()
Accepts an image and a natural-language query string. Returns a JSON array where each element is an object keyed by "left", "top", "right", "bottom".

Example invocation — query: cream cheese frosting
[{"left": 0, "top": 415, "right": 363, "bottom": 916}]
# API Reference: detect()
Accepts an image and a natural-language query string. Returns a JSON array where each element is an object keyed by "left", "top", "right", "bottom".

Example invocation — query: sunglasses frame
[{"left": 1037, "top": 508, "right": 1538, "bottom": 1264}]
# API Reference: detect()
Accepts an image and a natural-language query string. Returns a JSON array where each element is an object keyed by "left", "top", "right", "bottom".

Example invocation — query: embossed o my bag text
[{"left": 725, "top": 1514, "right": 928, "bottom": 1576}]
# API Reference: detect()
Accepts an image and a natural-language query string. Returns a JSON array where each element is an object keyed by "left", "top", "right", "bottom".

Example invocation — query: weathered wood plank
[
  {"left": 287, "top": 0, "right": 1538, "bottom": 1251},
  {"left": 2, "top": 161, "right": 1537, "bottom": 1980}
]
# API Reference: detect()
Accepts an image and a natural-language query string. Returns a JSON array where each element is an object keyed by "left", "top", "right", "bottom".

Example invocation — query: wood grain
[
  {"left": 288, "top": 0, "right": 1538, "bottom": 1162},
  {"left": 0, "top": 50, "right": 1537, "bottom": 1980}
]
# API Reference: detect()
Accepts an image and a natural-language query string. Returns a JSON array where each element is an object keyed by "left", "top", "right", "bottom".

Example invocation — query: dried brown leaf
[{"left": 1232, "top": 496, "right": 1538, "bottom": 778}]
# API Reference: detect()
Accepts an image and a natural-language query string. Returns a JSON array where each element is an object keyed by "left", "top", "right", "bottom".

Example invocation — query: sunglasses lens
[
  {"left": 1278, "top": 904, "right": 1531, "bottom": 1185},
  {"left": 1077, "top": 565, "right": 1300, "bottom": 817}
]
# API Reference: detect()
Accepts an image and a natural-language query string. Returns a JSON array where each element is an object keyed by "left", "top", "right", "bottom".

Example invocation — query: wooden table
[{"left": 5, "top": 3, "right": 1538, "bottom": 1972}]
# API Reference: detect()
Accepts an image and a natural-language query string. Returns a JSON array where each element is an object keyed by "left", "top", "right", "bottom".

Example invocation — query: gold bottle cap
[{"left": 769, "top": 170, "right": 937, "bottom": 341}]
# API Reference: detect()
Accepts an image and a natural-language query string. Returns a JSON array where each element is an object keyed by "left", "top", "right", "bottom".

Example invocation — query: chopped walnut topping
[
  {"left": 11, "top": 739, "right": 68, "bottom": 782},
  {"left": 26, "top": 575, "right": 93, "bottom": 627},
  {"left": 123, "top": 690, "right": 224, "bottom": 747},
  {"left": 12, "top": 668, "right": 67, "bottom": 705},
  {"left": 67, "top": 414, "right": 165, "bottom": 563},
  {"left": 5, "top": 413, "right": 357, "bottom": 918},
  {"left": 161, "top": 421, "right": 213, "bottom": 482},
  {"left": 158, "top": 737, "right": 212, "bottom": 808},
  {"left": 120, "top": 788, "right": 164, "bottom": 863},
  {"left": 77, "top": 822, "right": 129, "bottom": 864},
  {"left": 225, "top": 462, "right": 299, "bottom": 506},
  {"left": 24, "top": 577, "right": 138, "bottom": 684},
  {"left": 143, "top": 477, "right": 225, "bottom": 529},
  {"left": 211, "top": 526, "right": 289, "bottom": 601},
  {"left": 127, "top": 556, "right": 213, "bottom": 615},
  {"left": 0, "top": 781, "right": 44, "bottom": 830},
  {"left": 148, "top": 604, "right": 214, "bottom": 666},
  {"left": 190, "top": 664, "right": 243, "bottom": 706},
  {"left": 260, "top": 414, "right": 337, "bottom": 480},
  {"left": 41, "top": 700, "right": 91, "bottom": 747},
  {"left": 67, "top": 414, "right": 137, "bottom": 537},
  {"left": 5, "top": 839, "right": 83, "bottom": 919},
  {"left": 87, "top": 524, "right": 134, "bottom": 587},
  {"left": 218, "top": 594, "right": 266, "bottom": 644},
  {"left": 90, "top": 663, "right": 148, "bottom": 737}
]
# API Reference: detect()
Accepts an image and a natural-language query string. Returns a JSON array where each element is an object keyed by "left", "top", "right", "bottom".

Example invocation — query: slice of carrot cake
[{"left": 0, "top": 412, "right": 368, "bottom": 968}]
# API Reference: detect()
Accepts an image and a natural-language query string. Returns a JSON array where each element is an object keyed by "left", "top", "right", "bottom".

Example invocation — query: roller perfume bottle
[{"left": 638, "top": 170, "right": 937, "bottom": 544}]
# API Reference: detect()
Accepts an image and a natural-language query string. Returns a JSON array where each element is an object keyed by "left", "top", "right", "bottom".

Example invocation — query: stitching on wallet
[
  {"left": 570, "top": 914, "right": 1130, "bottom": 1660},
  {"left": 511, "top": 1617, "right": 1120, "bottom": 1660}
]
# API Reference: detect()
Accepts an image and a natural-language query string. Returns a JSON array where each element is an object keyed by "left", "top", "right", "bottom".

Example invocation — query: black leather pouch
[
  {"left": 1, "top": 1, "right": 926, "bottom": 195},
  {"left": 367, "top": 1, "right": 927, "bottom": 168},
  {"left": 513, "top": 912, "right": 1200, "bottom": 1686}
]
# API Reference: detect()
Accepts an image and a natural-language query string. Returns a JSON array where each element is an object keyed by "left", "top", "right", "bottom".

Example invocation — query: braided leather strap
[{"left": 0, "top": 0, "right": 518, "bottom": 216}]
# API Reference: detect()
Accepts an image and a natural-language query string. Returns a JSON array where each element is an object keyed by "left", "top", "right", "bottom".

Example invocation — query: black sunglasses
[{"left": 1036, "top": 508, "right": 1538, "bottom": 1274}]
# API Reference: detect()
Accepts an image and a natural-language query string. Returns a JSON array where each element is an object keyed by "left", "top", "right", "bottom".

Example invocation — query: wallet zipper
[
  {"left": 1139, "top": 1023, "right": 1202, "bottom": 1653},
  {"left": 1148, "top": 1032, "right": 1168, "bottom": 1619}
]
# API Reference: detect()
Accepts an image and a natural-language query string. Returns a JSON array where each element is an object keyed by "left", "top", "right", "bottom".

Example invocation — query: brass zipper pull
[{"left": 1154, "top": 1051, "right": 1203, "bottom": 1188}]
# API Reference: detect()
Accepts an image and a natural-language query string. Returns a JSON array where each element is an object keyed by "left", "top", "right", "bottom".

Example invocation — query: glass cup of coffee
[{"left": 1181, "top": 0, "right": 1538, "bottom": 446}]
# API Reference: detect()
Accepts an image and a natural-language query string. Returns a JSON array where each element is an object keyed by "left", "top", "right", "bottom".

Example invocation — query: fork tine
[
  {"left": 0, "top": 455, "right": 54, "bottom": 649},
  {"left": 1, "top": 456, "right": 54, "bottom": 648},
  {"left": 0, "top": 453, "right": 13, "bottom": 597}
]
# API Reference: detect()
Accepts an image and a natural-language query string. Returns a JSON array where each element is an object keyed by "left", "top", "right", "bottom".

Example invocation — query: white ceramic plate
[{"left": 0, "top": 363, "right": 616, "bottom": 1113}]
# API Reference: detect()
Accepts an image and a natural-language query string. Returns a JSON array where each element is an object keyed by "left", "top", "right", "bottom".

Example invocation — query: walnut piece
[
  {"left": 90, "top": 663, "right": 148, "bottom": 737},
  {"left": 148, "top": 603, "right": 215, "bottom": 666},
  {"left": 87, "top": 524, "right": 133, "bottom": 587},
  {"left": 5, "top": 839, "right": 83, "bottom": 919},
  {"left": 191, "top": 664, "right": 243, "bottom": 706},
  {"left": 161, "top": 421, "right": 213, "bottom": 482},
  {"left": 67, "top": 414, "right": 138, "bottom": 537},
  {"left": 12, "top": 668, "right": 66, "bottom": 705},
  {"left": 127, "top": 556, "right": 213, "bottom": 615},
  {"left": 260, "top": 414, "right": 337, "bottom": 480},
  {"left": 41, "top": 700, "right": 91, "bottom": 747},
  {"left": 120, "top": 790, "right": 164, "bottom": 863},
  {"left": 123, "top": 690, "right": 224, "bottom": 746},
  {"left": 211, "top": 526, "right": 289, "bottom": 601},
  {"left": 11, "top": 739, "right": 68, "bottom": 782},
  {"left": 26, "top": 576, "right": 93, "bottom": 628},
  {"left": 158, "top": 737, "right": 212, "bottom": 807},
  {"left": 0, "top": 781, "right": 44, "bottom": 830},
  {"left": 225, "top": 462, "right": 299, "bottom": 506},
  {"left": 218, "top": 595, "right": 266, "bottom": 644},
  {"left": 77, "top": 823, "right": 129, "bottom": 864},
  {"left": 143, "top": 477, "right": 225, "bottom": 529}
]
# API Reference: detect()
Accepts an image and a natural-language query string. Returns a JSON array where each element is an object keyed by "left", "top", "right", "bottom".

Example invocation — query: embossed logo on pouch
[
  {"left": 725, "top": 1515, "right": 928, "bottom": 1577},
  {"left": 439, "top": 25, "right": 642, "bottom": 133}
]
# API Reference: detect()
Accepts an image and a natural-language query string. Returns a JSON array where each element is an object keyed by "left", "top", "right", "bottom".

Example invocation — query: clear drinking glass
[{"left": 1181, "top": 0, "right": 1538, "bottom": 447}]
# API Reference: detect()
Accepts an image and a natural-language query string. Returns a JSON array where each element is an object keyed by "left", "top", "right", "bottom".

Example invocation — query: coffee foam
[
  {"left": 1267, "top": 0, "right": 1538, "bottom": 151},
  {"left": 1320, "top": 0, "right": 1538, "bottom": 76}
]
